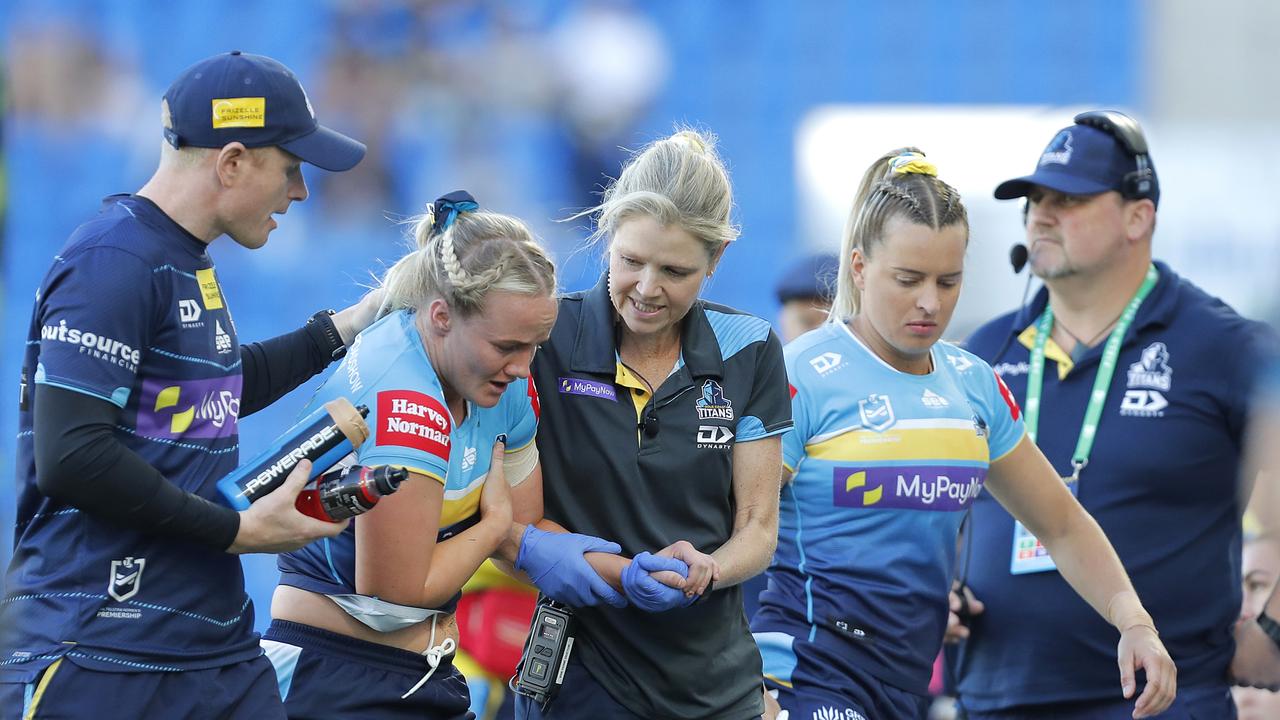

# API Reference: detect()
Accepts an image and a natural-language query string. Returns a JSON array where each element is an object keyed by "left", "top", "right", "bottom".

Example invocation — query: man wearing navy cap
[
  {"left": 774, "top": 252, "right": 839, "bottom": 343},
  {"left": 951, "top": 112, "right": 1274, "bottom": 718},
  {"left": 0, "top": 52, "right": 379, "bottom": 718}
]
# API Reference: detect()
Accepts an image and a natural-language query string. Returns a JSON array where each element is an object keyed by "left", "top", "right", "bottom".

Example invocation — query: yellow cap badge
[{"left": 211, "top": 97, "right": 266, "bottom": 129}]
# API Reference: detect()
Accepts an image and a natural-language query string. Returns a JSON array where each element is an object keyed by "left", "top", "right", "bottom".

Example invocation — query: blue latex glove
[
  {"left": 621, "top": 551, "right": 696, "bottom": 612},
  {"left": 516, "top": 526, "right": 627, "bottom": 608}
]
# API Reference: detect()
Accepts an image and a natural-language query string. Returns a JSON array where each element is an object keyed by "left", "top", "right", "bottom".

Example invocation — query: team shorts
[
  {"left": 263, "top": 619, "right": 473, "bottom": 720},
  {"left": 0, "top": 653, "right": 285, "bottom": 720}
]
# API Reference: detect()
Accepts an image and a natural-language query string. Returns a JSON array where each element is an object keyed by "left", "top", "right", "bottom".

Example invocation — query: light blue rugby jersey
[
  {"left": 278, "top": 309, "right": 538, "bottom": 603},
  {"left": 753, "top": 321, "right": 1024, "bottom": 695}
]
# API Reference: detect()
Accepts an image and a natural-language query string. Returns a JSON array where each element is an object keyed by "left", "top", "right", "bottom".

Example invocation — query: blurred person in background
[
  {"left": 753, "top": 149, "right": 1175, "bottom": 720},
  {"left": 269, "top": 194, "right": 619, "bottom": 718},
  {"left": 549, "top": 0, "right": 670, "bottom": 209},
  {"left": 1229, "top": 370, "right": 1280, "bottom": 690},
  {"left": 775, "top": 252, "right": 840, "bottom": 343},
  {"left": 1233, "top": 523, "right": 1280, "bottom": 719},
  {"left": 952, "top": 111, "right": 1274, "bottom": 719},
  {"left": 517, "top": 129, "right": 792, "bottom": 720},
  {"left": 0, "top": 51, "right": 375, "bottom": 719},
  {"left": 741, "top": 251, "right": 839, "bottom": 627}
]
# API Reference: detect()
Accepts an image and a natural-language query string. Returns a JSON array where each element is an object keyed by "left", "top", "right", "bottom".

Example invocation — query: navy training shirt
[
  {"left": 1, "top": 195, "right": 253, "bottom": 678},
  {"left": 955, "top": 261, "right": 1274, "bottom": 709}
]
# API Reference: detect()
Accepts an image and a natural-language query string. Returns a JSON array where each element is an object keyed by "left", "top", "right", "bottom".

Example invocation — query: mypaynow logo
[
  {"left": 833, "top": 466, "right": 984, "bottom": 511},
  {"left": 136, "top": 376, "right": 242, "bottom": 439},
  {"left": 558, "top": 377, "right": 616, "bottom": 402}
]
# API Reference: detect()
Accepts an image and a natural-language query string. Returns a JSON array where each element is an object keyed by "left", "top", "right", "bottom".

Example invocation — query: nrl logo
[
  {"left": 108, "top": 556, "right": 146, "bottom": 602},
  {"left": 857, "top": 393, "right": 895, "bottom": 433}
]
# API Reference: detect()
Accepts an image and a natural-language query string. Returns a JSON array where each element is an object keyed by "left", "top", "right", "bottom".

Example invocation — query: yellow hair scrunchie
[{"left": 889, "top": 153, "right": 938, "bottom": 177}]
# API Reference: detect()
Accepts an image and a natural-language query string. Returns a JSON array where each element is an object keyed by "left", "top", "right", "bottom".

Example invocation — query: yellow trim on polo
[{"left": 1017, "top": 325, "right": 1074, "bottom": 380}]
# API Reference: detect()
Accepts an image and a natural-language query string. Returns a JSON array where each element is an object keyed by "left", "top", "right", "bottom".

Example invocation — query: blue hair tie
[{"left": 431, "top": 190, "right": 480, "bottom": 235}]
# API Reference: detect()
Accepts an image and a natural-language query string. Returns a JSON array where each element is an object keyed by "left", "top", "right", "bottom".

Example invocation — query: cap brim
[
  {"left": 280, "top": 125, "right": 367, "bottom": 172},
  {"left": 993, "top": 170, "right": 1115, "bottom": 200}
]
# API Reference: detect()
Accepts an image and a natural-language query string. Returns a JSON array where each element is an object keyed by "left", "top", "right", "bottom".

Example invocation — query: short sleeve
[
  {"left": 34, "top": 247, "right": 156, "bottom": 407},
  {"left": 736, "top": 329, "right": 794, "bottom": 442},
  {"left": 1226, "top": 319, "right": 1280, "bottom": 442},
  {"left": 975, "top": 366, "right": 1027, "bottom": 462},
  {"left": 503, "top": 377, "right": 540, "bottom": 452},
  {"left": 358, "top": 388, "right": 452, "bottom": 485}
]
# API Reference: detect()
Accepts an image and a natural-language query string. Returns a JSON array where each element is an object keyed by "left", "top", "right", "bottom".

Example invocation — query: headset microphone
[{"left": 1010, "top": 244, "right": 1029, "bottom": 274}]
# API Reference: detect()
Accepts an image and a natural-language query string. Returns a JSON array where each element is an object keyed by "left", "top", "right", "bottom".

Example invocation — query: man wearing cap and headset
[
  {"left": 948, "top": 111, "right": 1275, "bottom": 718},
  {"left": 0, "top": 51, "right": 380, "bottom": 719}
]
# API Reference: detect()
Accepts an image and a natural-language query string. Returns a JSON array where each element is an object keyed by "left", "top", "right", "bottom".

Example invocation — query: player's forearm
[
  {"left": 419, "top": 516, "right": 508, "bottom": 607},
  {"left": 1041, "top": 507, "right": 1151, "bottom": 631},
  {"left": 711, "top": 509, "right": 777, "bottom": 588}
]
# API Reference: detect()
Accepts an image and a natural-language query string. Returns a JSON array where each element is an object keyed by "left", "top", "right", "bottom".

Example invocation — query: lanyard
[{"left": 1024, "top": 264, "right": 1158, "bottom": 480}]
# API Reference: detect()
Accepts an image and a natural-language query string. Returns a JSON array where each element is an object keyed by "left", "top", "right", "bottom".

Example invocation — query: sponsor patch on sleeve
[
  {"left": 195, "top": 268, "right": 224, "bottom": 310},
  {"left": 376, "top": 390, "right": 452, "bottom": 462},
  {"left": 994, "top": 371, "right": 1021, "bottom": 421}
]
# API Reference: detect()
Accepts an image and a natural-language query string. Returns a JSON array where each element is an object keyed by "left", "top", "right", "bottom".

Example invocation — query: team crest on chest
[
  {"left": 857, "top": 393, "right": 896, "bottom": 432},
  {"left": 1127, "top": 342, "right": 1172, "bottom": 391},
  {"left": 695, "top": 380, "right": 734, "bottom": 421},
  {"left": 108, "top": 556, "right": 146, "bottom": 602},
  {"left": 1121, "top": 342, "right": 1172, "bottom": 418}
]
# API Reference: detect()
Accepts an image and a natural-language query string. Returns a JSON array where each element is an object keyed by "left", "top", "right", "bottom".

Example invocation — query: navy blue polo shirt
[
  {"left": 532, "top": 271, "right": 792, "bottom": 720},
  {"left": 955, "top": 261, "right": 1274, "bottom": 710},
  {"left": 1, "top": 195, "right": 252, "bottom": 679}
]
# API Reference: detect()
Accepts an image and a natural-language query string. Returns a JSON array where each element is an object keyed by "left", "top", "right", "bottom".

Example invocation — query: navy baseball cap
[
  {"left": 994, "top": 122, "right": 1159, "bottom": 207},
  {"left": 776, "top": 253, "right": 839, "bottom": 303},
  {"left": 161, "top": 51, "right": 366, "bottom": 172}
]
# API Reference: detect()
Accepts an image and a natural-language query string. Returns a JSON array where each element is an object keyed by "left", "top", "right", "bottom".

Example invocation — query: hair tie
[
  {"left": 889, "top": 152, "right": 938, "bottom": 178},
  {"left": 674, "top": 131, "right": 707, "bottom": 154},
  {"left": 430, "top": 190, "right": 480, "bottom": 237}
]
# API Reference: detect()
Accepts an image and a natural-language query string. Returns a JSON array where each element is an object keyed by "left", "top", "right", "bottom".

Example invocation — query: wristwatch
[
  {"left": 307, "top": 309, "right": 347, "bottom": 360},
  {"left": 1258, "top": 610, "right": 1280, "bottom": 650}
]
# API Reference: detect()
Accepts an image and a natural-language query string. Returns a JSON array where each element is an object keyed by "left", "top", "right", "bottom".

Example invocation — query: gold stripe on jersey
[{"left": 807, "top": 426, "right": 990, "bottom": 465}]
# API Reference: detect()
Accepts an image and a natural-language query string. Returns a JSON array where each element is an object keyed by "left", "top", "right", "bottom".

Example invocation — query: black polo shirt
[{"left": 533, "top": 271, "right": 792, "bottom": 720}]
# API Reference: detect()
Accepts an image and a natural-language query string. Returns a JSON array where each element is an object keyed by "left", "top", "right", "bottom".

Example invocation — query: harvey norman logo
[
  {"left": 377, "top": 390, "right": 452, "bottom": 461},
  {"left": 833, "top": 465, "right": 985, "bottom": 512},
  {"left": 41, "top": 320, "right": 141, "bottom": 372},
  {"left": 558, "top": 377, "right": 617, "bottom": 402}
]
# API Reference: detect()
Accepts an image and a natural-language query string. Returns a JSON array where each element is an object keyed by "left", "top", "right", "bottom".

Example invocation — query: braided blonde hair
[
  {"left": 829, "top": 148, "right": 969, "bottom": 320},
  {"left": 578, "top": 129, "right": 738, "bottom": 261},
  {"left": 378, "top": 204, "right": 557, "bottom": 319}
]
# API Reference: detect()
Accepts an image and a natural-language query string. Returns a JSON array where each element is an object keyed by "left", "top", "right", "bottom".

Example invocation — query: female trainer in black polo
[{"left": 515, "top": 130, "right": 792, "bottom": 720}]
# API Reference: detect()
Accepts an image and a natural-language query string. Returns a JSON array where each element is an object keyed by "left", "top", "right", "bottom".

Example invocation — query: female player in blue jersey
[
  {"left": 752, "top": 151, "right": 1177, "bottom": 720},
  {"left": 264, "top": 193, "right": 624, "bottom": 719}
]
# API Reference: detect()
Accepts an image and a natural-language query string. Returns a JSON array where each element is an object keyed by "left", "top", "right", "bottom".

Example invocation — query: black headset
[
  {"left": 1009, "top": 110, "right": 1156, "bottom": 275},
  {"left": 1072, "top": 110, "right": 1158, "bottom": 202}
]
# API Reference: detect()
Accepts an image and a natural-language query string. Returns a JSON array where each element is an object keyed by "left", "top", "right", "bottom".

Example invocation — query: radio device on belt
[{"left": 513, "top": 599, "right": 575, "bottom": 705}]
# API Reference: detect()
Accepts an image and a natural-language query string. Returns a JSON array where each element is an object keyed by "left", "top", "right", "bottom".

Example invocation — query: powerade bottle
[
  {"left": 216, "top": 398, "right": 369, "bottom": 510},
  {"left": 295, "top": 465, "right": 408, "bottom": 522}
]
